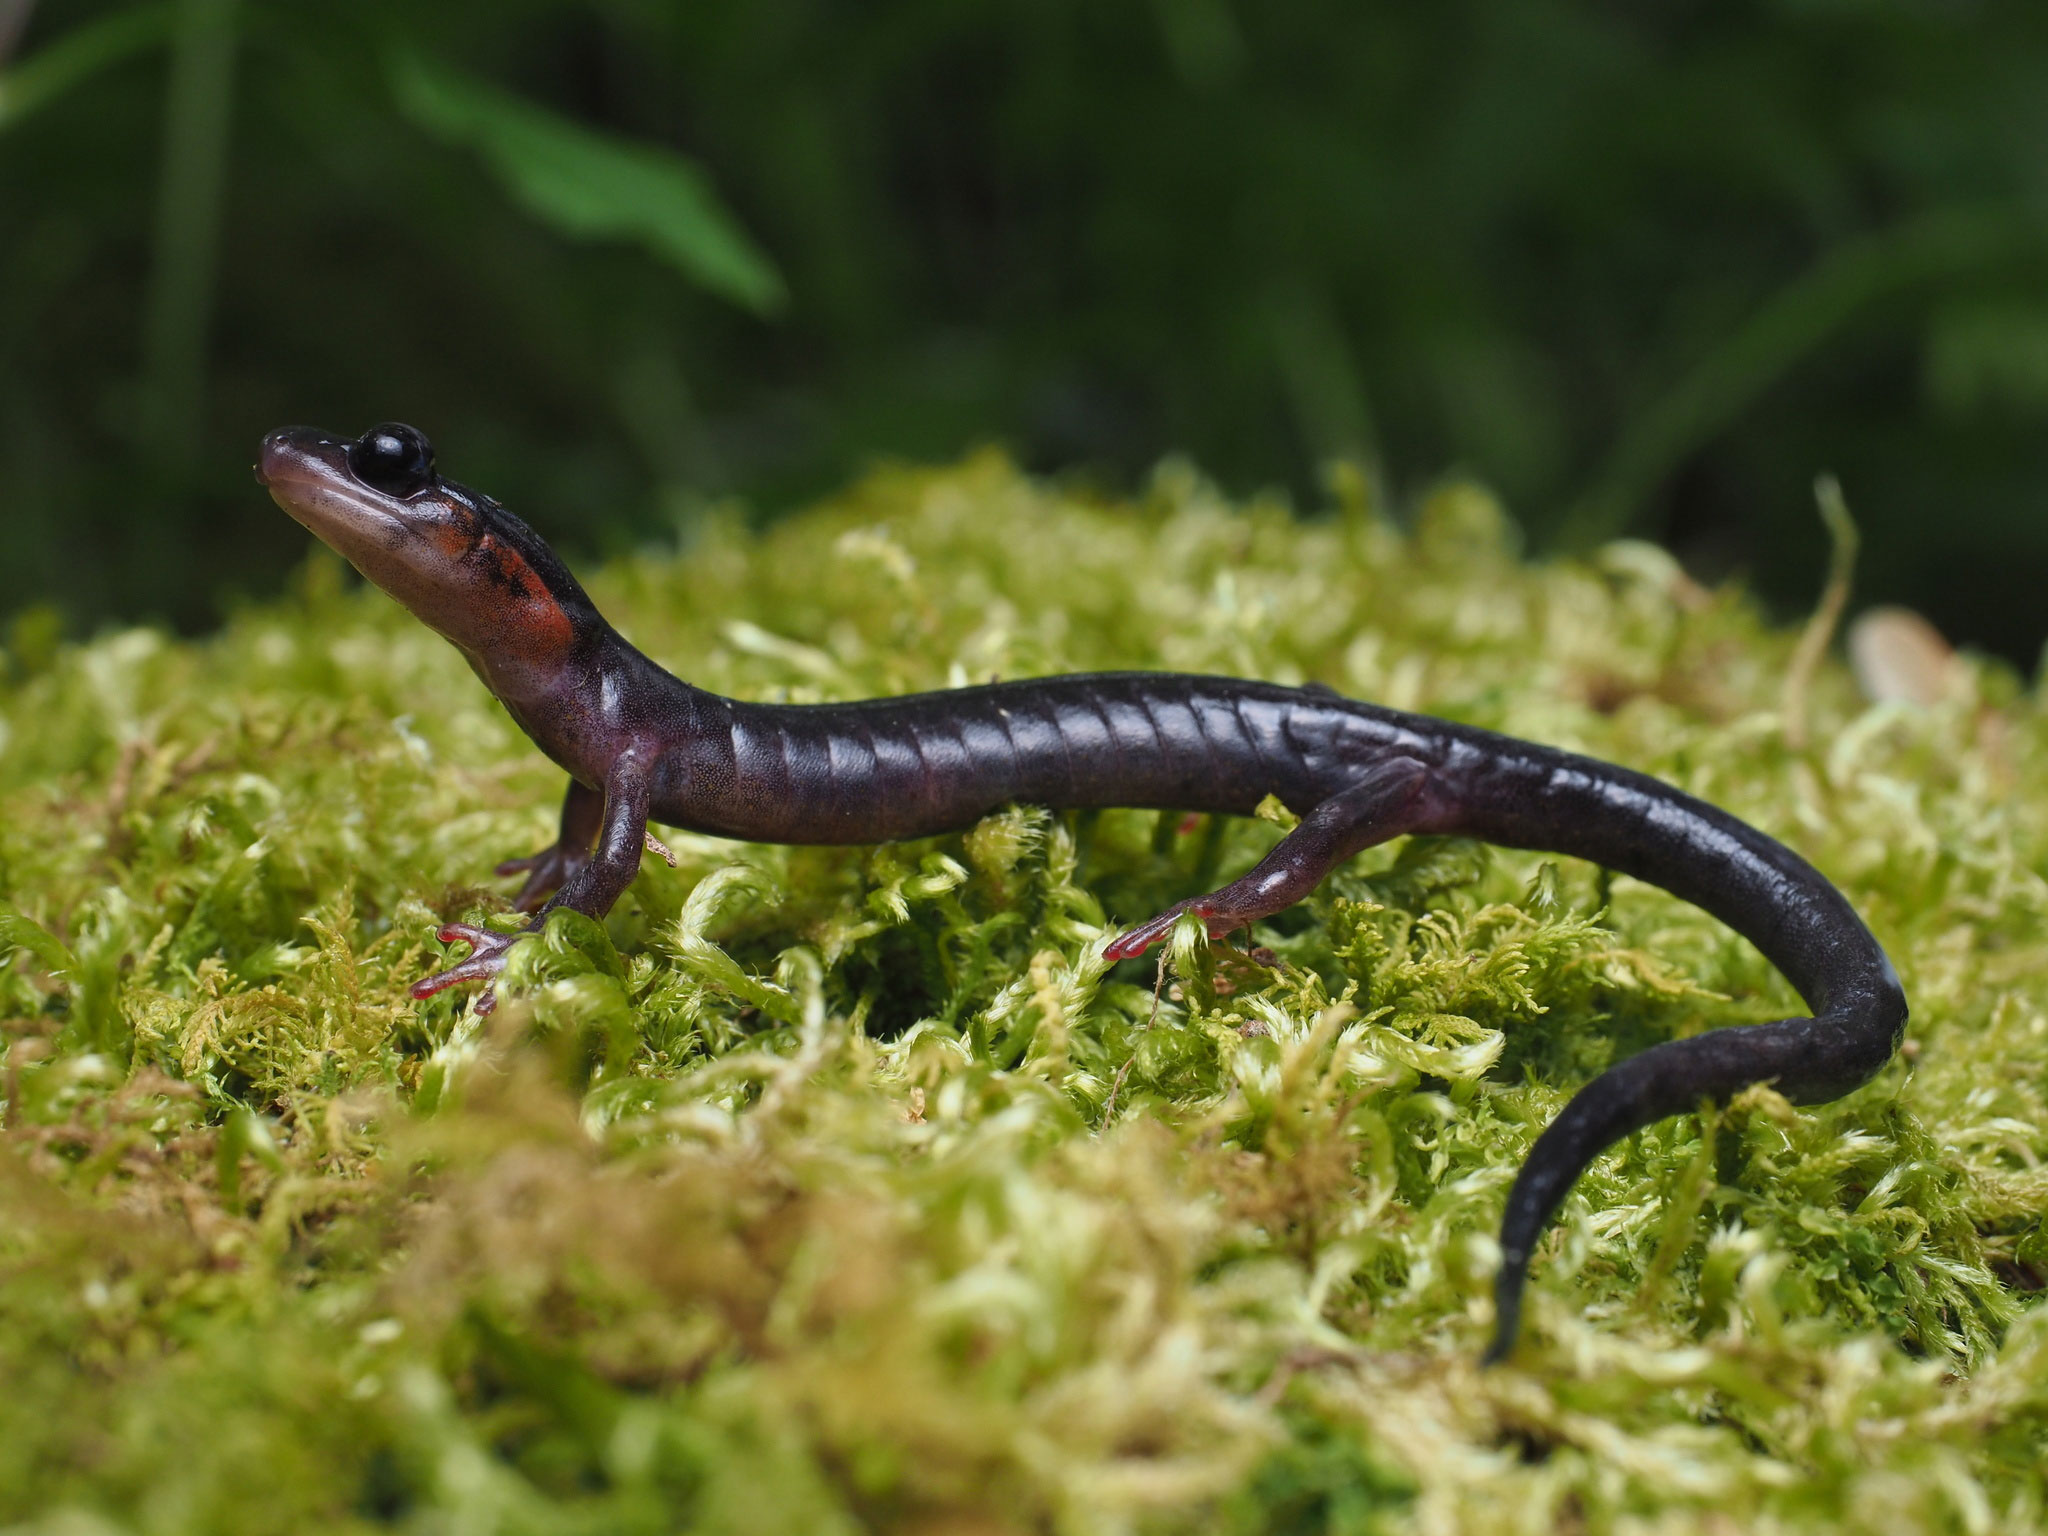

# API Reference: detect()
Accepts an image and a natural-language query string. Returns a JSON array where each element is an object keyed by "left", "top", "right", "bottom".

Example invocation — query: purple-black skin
[{"left": 258, "top": 422, "right": 1907, "bottom": 1362}]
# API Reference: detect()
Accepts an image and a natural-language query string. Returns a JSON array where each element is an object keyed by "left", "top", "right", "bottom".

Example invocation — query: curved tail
[
  {"left": 1484, "top": 995, "right": 1903, "bottom": 1361},
  {"left": 1445, "top": 738, "right": 1909, "bottom": 1361}
]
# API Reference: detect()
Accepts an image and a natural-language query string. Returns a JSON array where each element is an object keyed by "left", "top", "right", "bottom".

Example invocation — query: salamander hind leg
[{"left": 1104, "top": 755, "right": 1433, "bottom": 961}]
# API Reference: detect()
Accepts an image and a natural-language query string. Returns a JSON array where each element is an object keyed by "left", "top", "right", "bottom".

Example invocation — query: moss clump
[{"left": 2, "top": 453, "right": 2044, "bottom": 1533}]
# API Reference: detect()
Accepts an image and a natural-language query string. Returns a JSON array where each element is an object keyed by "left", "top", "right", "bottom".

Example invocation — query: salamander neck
[{"left": 485, "top": 619, "right": 715, "bottom": 787}]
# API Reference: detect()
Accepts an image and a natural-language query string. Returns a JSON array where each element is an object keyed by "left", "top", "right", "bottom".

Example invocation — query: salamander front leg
[
  {"left": 415, "top": 750, "right": 655, "bottom": 1013},
  {"left": 494, "top": 779, "right": 603, "bottom": 911},
  {"left": 410, "top": 921, "right": 526, "bottom": 1011},
  {"left": 1104, "top": 756, "right": 1433, "bottom": 961}
]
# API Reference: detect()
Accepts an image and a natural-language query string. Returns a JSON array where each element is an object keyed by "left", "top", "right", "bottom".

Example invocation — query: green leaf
[
  {"left": 0, "top": 900, "right": 76, "bottom": 978},
  {"left": 0, "top": 3, "right": 176, "bottom": 133},
  {"left": 387, "top": 47, "right": 787, "bottom": 316}
]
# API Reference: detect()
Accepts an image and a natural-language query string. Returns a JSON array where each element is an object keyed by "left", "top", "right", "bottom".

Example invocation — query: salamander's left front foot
[
  {"left": 495, "top": 842, "right": 591, "bottom": 912},
  {"left": 411, "top": 922, "right": 532, "bottom": 1015}
]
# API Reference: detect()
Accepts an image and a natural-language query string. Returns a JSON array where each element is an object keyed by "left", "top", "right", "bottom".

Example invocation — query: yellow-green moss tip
[{"left": 1, "top": 453, "right": 2044, "bottom": 1532}]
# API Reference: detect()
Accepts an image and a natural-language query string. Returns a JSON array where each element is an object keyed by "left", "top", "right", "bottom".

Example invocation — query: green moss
[{"left": 1, "top": 452, "right": 2044, "bottom": 1533}]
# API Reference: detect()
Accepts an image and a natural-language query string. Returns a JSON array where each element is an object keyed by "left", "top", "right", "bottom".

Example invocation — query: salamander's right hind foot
[
  {"left": 1105, "top": 755, "right": 1435, "bottom": 964},
  {"left": 1103, "top": 897, "right": 1243, "bottom": 961}
]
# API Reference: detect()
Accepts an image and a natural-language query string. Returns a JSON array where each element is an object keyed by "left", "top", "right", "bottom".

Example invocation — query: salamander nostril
[{"left": 347, "top": 422, "right": 437, "bottom": 496}]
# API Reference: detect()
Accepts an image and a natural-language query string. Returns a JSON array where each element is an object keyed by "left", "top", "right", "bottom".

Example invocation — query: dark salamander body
[{"left": 258, "top": 423, "right": 1908, "bottom": 1362}]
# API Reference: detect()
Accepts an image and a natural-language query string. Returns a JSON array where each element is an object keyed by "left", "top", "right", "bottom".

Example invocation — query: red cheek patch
[{"left": 474, "top": 534, "right": 575, "bottom": 656}]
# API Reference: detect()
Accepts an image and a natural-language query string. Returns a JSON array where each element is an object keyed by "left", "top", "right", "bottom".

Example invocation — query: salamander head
[{"left": 257, "top": 424, "right": 600, "bottom": 677}]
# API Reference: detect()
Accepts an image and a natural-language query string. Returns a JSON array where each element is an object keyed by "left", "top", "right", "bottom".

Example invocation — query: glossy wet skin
[
  {"left": 260, "top": 423, "right": 1906, "bottom": 1364},
  {"left": 257, "top": 425, "right": 584, "bottom": 696}
]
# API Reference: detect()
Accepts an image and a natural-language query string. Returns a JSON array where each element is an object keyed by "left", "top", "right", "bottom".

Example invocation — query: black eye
[{"left": 347, "top": 423, "right": 437, "bottom": 496}]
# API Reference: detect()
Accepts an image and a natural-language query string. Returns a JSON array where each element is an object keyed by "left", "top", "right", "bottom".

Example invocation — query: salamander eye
[{"left": 347, "top": 423, "right": 437, "bottom": 496}]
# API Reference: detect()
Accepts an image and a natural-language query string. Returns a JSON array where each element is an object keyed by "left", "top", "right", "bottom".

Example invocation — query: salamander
[{"left": 256, "top": 422, "right": 1908, "bottom": 1362}]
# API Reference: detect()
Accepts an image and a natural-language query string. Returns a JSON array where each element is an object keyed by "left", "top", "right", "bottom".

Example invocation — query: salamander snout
[
  {"left": 256, "top": 423, "right": 443, "bottom": 562},
  {"left": 255, "top": 426, "right": 336, "bottom": 489}
]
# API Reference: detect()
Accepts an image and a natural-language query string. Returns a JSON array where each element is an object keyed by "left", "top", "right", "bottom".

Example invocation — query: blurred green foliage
[{"left": 4, "top": 0, "right": 2048, "bottom": 658}]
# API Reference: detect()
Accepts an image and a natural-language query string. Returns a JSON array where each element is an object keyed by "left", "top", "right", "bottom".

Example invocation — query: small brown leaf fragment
[{"left": 1848, "top": 606, "right": 1961, "bottom": 707}]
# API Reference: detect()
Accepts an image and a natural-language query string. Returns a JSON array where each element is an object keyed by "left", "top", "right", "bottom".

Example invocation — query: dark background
[{"left": 5, "top": 0, "right": 2048, "bottom": 664}]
